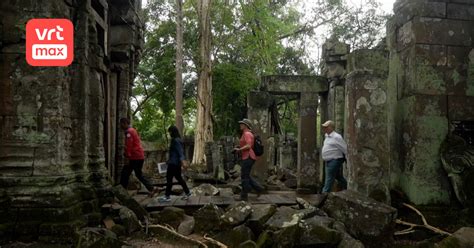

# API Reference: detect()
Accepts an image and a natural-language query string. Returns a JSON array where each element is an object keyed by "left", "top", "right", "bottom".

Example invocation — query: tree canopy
[{"left": 132, "top": 0, "right": 389, "bottom": 143}]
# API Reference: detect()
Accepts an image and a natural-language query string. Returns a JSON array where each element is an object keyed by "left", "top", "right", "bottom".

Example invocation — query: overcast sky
[{"left": 379, "top": 0, "right": 396, "bottom": 14}]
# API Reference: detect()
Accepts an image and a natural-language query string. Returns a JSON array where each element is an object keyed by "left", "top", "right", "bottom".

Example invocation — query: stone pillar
[
  {"left": 247, "top": 91, "right": 272, "bottom": 181},
  {"left": 322, "top": 38, "right": 350, "bottom": 133},
  {"left": 386, "top": 0, "right": 474, "bottom": 204},
  {"left": 297, "top": 92, "right": 320, "bottom": 193},
  {"left": 345, "top": 49, "right": 391, "bottom": 203}
]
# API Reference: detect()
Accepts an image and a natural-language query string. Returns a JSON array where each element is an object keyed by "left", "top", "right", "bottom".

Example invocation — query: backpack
[{"left": 253, "top": 133, "right": 264, "bottom": 156}]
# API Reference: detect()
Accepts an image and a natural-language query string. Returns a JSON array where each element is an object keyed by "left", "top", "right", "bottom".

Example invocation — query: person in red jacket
[{"left": 119, "top": 118, "right": 157, "bottom": 196}]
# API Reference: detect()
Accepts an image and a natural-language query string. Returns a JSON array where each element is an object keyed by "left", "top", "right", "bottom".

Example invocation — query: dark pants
[
  {"left": 120, "top": 159, "right": 154, "bottom": 192},
  {"left": 165, "top": 163, "right": 190, "bottom": 197},
  {"left": 240, "top": 158, "right": 264, "bottom": 199},
  {"left": 322, "top": 158, "right": 347, "bottom": 193}
]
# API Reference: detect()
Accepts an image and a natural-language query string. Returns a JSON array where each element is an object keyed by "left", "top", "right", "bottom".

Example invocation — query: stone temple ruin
[
  {"left": 0, "top": 0, "right": 143, "bottom": 241},
  {"left": 1, "top": 0, "right": 474, "bottom": 245},
  {"left": 246, "top": 0, "right": 474, "bottom": 206}
]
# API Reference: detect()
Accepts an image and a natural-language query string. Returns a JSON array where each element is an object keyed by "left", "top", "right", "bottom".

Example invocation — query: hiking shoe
[
  {"left": 158, "top": 196, "right": 171, "bottom": 203},
  {"left": 182, "top": 192, "right": 192, "bottom": 200}
]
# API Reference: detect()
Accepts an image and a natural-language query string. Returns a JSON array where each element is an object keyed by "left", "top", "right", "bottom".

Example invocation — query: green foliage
[
  {"left": 132, "top": 0, "right": 389, "bottom": 142},
  {"left": 327, "top": 0, "right": 389, "bottom": 49},
  {"left": 212, "top": 62, "right": 259, "bottom": 137}
]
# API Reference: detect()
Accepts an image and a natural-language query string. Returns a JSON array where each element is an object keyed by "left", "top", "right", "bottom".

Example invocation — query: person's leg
[
  {"left": 247, "top": 159, "right": 264, "bottom": 193},
  {"left": 240, "top": 159, "right": 252, "bottom": 200},
  {"left": 174, "top": 164, "right": 190, "bottom": 195},
  {"left": 322, "top": 160, "right": 338, "bottom": 193},
  {"left": 120, "top": 161, "right": 133, "bottom": 189},
  {"left": 164, "top": 164, "right": 176, "bottom": 197},
  {"left": 335, "top": 159, "right": 347, "bottom": 190},
  {"left": 131, "top": 160, "right": 154, "bottom": 192}
]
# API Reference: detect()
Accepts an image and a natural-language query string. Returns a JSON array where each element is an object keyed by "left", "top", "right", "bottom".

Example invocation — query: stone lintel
[{"left": 261, "top": 75, "right": 328, "bottom": 94}]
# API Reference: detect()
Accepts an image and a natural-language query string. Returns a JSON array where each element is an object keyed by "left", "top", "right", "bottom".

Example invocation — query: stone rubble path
[{"left": 132, "top": 191, "right": 326, "bottom": 211}]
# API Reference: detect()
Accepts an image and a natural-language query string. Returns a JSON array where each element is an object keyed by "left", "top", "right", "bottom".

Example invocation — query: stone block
[
  {"left": 437, "top": 227, "right": 474, "bottom": 247},
  {"left": 447, "top": 3, "right": 474, "bottom": 21},
  {"left": 194, "top": 203, "right": 224, "bottom": 234},
  {"left": 450, "top": 0, "right": 474, "bottom": 4},
  {"left": 347, "top": 49, "right": 389, "bottom": 76},
  {"left": 394, "top": 0, "right": 447, "bottom": 27},
  {"left": 324, "top": 62, "right": 346, "bottom": 78},
  {"left": 398, "top": 95, "right": 451, "bottom": 205},
  {"left": 448, "top": 95, "right": 474, "bottom": 120},
  {"left": 399, "top": 45, "right": 447, "bottom": 96},
  {"left": 397, "top": 18, "right": 474, "bottom": 51},
  {"left": 261, "top": 75, "right": 328, "bottom": 94},
  {"left": 322, "top": 39, "right": 350, "bottom": 57},
  {"left": 322, "top": 190, "right": 397, "bottom": 247},
  {"left": 110, "top": 25, "right": 135, "bottom": 46}
]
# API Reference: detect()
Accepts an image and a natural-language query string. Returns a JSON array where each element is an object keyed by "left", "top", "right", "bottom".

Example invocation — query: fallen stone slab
[
  {"left": 149, "top": 206, "right": 185, "bottom": 229},
  {"left": 194, "top": 203, "right": 225, "bottom": 234},
  {"left": 191, "top": 183, "right": 220, "bottom": 196},
  {"left": 437, "top": 227, "right": 474, "bottom": 248},
  {"left": 112, "top": 185, "right": 148, "bottom": 221},
  {"left": 322, "top": 190, "right": 397, "bottom": 247},
  {"left": 221, "top": 201, "right": 253, "bottom": 228},
  {"left": 247, "top": 204, "right": 277, "bottom": 236},
  {"left": 177, "top": 214, "right": 195, "bottom": 236},
  {"left": 213, "top": 224, "right": 255, "bottom": 247}
]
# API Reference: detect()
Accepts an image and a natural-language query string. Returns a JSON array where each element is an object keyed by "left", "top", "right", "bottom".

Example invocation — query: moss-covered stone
[{"left": 255, "top": 230, "right": 274, "bottom": 248}]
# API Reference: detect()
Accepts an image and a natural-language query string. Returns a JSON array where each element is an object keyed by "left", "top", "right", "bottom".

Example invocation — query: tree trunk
[
  {"left": 175, "top": 0, "right": 184, "bottom": 134},
  {"left": 192, "top": 0, "right": 213, "bottom": 165}
]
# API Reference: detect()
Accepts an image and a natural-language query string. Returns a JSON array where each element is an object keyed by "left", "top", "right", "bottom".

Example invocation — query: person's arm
[
  {"left": 124, "top": 130, "right": 133, "bottom": 158},
  {"left": 175, "top": 139, "right": 186, "bottom": 163},
  {"left": 335, "top": 136, "right": 348, "bottom": 156},
  {"left": 240, "top": 132, "right": 253, "bottom": 151}
]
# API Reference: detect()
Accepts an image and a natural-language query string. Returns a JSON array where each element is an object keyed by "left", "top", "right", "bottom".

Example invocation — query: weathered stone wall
[
  {"left": 0, "top": 0, "right": 142, "bottom": 242},
  {"left": 386, "top": 0, "right": 474, "bottom": 204}
]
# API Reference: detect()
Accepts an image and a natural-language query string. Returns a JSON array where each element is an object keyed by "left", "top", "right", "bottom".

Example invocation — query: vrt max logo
[{"left": 26, "top": 19, "right": 74, "bottom": 66}]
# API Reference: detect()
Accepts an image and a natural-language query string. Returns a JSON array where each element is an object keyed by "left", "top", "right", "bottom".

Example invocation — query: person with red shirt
[
  {"left": 119, "top": 118, "right": 157, "bottom": 196},
  {"left": 233, "top": 118, "right": 264, "bottom": 201}
]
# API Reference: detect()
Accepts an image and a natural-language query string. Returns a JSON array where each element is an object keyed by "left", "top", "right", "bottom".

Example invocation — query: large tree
[
  {"left": 192, "top": 0, "right": 213, "bottom": 165},
  {"left": 175, "top": 0, "right": 184, "bottom": 134}
]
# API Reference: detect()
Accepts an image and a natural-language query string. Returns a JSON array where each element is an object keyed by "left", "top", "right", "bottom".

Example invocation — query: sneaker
[
  {"left": 158, "top": 196, "right": 171, "bottom": 203},
  {"left": 182, "top": 192, "right": 192, "bottom": 200}
]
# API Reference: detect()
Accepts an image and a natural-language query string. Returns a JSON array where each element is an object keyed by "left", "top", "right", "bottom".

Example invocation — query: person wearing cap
[
  {"left": 234, "top": 118, "right": 265, "bottom": 201},
  {"left": 321, "top": 120, "right": 348, "bottom": 193}
]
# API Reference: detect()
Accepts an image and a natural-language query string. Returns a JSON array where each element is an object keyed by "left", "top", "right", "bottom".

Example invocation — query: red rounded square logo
[{"left": 26, "top": 19, "right": 74, "bottom": 67}]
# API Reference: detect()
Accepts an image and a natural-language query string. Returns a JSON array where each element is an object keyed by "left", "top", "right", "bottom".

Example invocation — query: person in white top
[{"left": 321, "top": 120, "right": 348, "bottom": 193}]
